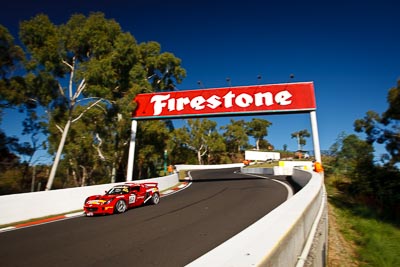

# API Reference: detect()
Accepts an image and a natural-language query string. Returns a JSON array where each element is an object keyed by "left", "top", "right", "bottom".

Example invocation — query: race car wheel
[
  {"left": 149, "top": 192, "right": 160, "bottom": 205},
  {"left": 114, "top": 200, "right": 127, "bottom": 213}
]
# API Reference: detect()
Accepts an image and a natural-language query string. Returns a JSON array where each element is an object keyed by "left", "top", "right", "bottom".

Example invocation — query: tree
[
  {"left": 0, "top": 25, "right": 44, "bottom": 193},
  {"left": 329, "top": 132, "right": 400, "bottom": 219},
  {"left": 258, "top": 139, "right": 274, "bottom": 150},
  {"left": 291, "top": 129, "right": 310, "bottom": 151},
  {"left": 354, "top": 80, "right": 400, "bottom": 166},
  {"left": 0, "top": 25, "right": 27, "bottom": 163},
  {"left": 0, "top": 25, "right": 24, "bottom": 107},
  {"left": 18, "top": 13, "right": 186, "bottom": 189},
  {"left": 246, "top": 118, "right": 272, "bottom": 150},
  {"left": 173, "top": 119, "right": 224, "bottom": 164},
  {"left": 330, "top": 133, "right": 374, "bottom": 177},
  {"left": 221, "top": 119, "right": 248, "bottom": 152},
  {"left": 135, "top": 120, "right": 171, "bottom": 179},
  {"left": 0, "top": 25, "right": 24, "bottom": 163}
]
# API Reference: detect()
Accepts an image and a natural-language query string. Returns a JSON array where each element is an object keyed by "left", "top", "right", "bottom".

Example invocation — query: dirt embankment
[{"left": 328, "top": 203, "right": 359, "bottom": 266}]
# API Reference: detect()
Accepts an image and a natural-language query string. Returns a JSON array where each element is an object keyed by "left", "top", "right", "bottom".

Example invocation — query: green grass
[
  {"left": 327, "top": 180, "right": 400, "bottom": 267},
  {"left": 0, "top": 209, "right": 83, "bottom": 229},
  {"left": 244, "top": 159, "right": 310, "bottom": 168},
  {"left": 244, "top": 162, "right": 278, "bottom": 168}
]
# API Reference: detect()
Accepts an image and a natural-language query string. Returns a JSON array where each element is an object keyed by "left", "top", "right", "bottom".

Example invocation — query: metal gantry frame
[{"left": 126, "top": 111, "right": 321, "bottom": 181}]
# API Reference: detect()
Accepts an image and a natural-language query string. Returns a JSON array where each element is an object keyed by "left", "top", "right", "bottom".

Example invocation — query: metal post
[
  {"left": 310, "top": 111, "right": 322, "bottom": 162},
  {"left": 126, "top": 120, "right": 137, "bottom": 181},
  {"left": 164, "top": 149, "right": 167, "bottom": 175}
]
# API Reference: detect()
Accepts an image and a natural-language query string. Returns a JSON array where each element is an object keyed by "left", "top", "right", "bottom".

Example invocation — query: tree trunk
[
  {"left": 197, "top": 150, "right": 202, "bottom": 165},
  {"left": 111, "top": 162, "right": 116, "bottom": 183},
  {"left": 80, "top": 165, "right": 87, "bottom": 186},
  {"left": 31, "top": 165, "right": 36, "bottom": 192},
  {"left": 45, "top": 119, "right": 72, "bottom": 190}
]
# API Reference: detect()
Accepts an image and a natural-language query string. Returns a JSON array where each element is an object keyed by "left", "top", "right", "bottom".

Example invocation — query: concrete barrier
[
  {"left": 0, "top": 164, "right": 244, "bottom": 225},
  {"left": 1, "top": 164, "right": 327, "bottom": 267},
  {"left": 241, "top": 167, "right": 275, "bottom": 175},
  {"left": 241, "top": 161, "right": 313, "bottom": 176},
  {"left": 187, "top": 167, "right": 327, "bottom": 267},
  {"left": 0, "top": 173, "right": 179, "bottom": 225},
  {"left": 175, "top": 163, "right": 244, "bottom": 171}
]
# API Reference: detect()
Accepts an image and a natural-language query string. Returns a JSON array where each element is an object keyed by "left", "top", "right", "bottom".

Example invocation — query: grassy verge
[
  {"left": 0, "top": 209, "right": 83, "bottom": 229},
  {"left": 326, "top": 180, "right": 400, "bottom": 267}
]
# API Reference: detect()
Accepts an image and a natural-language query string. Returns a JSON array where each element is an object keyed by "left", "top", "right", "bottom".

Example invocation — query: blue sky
[{"left": 1, "top": 0, "right": 399, "bottom": 161}]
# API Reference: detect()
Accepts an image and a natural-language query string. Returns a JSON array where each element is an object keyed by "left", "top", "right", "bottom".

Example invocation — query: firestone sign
[{"left": 132, "top": 82, "right": 316, "bottom": 119}]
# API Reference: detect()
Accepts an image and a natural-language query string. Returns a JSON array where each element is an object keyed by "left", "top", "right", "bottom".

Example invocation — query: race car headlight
[{"left": 104, "top": 199, "right": 113, "bottom": 205}]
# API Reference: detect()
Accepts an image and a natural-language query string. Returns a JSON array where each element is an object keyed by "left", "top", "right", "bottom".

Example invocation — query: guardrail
[
  {"left": 175, "top": 163, "right": 244, "bottom": 171},
  {"left": 0, "top": 174, "right": 180, "bottom": 226},
  {"left": 187, "top": 166, "right": 327, "bottom": 267}
]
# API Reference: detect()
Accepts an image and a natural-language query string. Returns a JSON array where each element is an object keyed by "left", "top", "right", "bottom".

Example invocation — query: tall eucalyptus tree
[{"left": 18, "top": 12, "right": 185, "bottom": 189}]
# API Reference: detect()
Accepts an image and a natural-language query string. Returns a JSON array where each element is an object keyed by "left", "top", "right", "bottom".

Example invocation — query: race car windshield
[{"left": 107, "top": 186, "right": 129, "bottom": 195}]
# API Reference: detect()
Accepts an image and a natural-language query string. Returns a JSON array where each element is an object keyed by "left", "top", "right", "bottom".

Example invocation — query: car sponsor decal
[
  {"left": 129, "top": 194, "right": 136, "bottom": 204},
  {"left": 87, "top": 200, "right": 106, "bottom": 205}
]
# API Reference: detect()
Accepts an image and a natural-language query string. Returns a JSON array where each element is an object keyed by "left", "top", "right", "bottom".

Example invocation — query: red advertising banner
[{"left": 132, "top": 82, "right": 316, "bottom": 119}]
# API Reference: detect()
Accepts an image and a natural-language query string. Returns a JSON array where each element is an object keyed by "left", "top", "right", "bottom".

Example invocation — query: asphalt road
[{"left": 0, "top": 168, "right": 291, "bottom": 267}]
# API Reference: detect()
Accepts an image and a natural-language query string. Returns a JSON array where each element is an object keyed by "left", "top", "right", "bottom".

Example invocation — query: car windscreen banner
[{"left": 132, "top": 81, "right": 316, "bottom": 120}]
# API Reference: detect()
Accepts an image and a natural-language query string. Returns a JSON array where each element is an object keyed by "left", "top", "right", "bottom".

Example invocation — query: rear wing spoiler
[{"left": 142, "top": 182, "right": 158, "bottom": 189}]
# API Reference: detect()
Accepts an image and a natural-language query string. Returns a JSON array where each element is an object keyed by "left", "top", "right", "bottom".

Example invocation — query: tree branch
[
  {"left": 57, "top": 83, "right": 65, "bottom": 97},
  {"left": 93, "top": 133, "right": 106, "bottom": 161},
  {"left": 71, "top": 99, "right": 103, "bottom": 123},
  {"left": 61, "top": 58, "right": 74, "bottom": 71},
  {"left": 73, "top": 78, "right": 86, "bottom": 100},
  {"left": 55, "top": 124, "right": 63, "bottom": 134}
]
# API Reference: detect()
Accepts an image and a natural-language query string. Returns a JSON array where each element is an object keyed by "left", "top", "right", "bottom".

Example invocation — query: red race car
[{"left": 83, "top": 182, "right": 160, "bottom": 216}]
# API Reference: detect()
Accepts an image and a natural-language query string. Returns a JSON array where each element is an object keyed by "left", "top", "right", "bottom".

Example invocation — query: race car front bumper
[{"left": 84, "top": 205, "right": 115, "bottom": 216}]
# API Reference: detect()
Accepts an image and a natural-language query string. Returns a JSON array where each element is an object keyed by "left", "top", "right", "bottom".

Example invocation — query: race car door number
[{"left": 129, "top": 194, "right": 136, "bottom": 204}]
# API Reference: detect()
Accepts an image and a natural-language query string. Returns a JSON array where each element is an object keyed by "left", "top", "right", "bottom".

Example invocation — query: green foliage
[
  {"left": 338, "top": 79, "right": 400, "bottom": 221},
  {"left": 354, "top": 80, "right": 400, "bottom": 166},
  {"left": 330, "top": 133, "right": 374, "bottom": 176},
  {"left": 10, "top": 12, "right": 186, "bottom": 188},
  {"left": 0, "top": 24, "right": 25, "bottom": 117},
  {"left": 135, "top": 120, "right": 171, "bottom": 179},
  {"left": 0, "top": 168, "right": 22, "bottom": 194},
  {"left": 291, "top": 129, "right": 310, "bottom": 151},
  {"left": 246, "top": 118, "right": 272, "bottom": 150},
  {"left": 329, "top": 132, "right": 400, "bottom": 221},
  {"left": 0, "top": 25, "right": 24, "bottom": 81},
  {"left": 221, "top": 119, "right": 248, "bottom": 152},
  {"left": 327, "top": 180, "right": 400, "bottom": 266},
  {"left": 172, "top": 118, "right": 226, "bottom": 164}
]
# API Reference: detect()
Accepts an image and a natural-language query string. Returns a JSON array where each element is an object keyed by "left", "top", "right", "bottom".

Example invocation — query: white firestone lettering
[
  {"left": 168, "top": 98, "right": 175, "bottom": 111},
  {"left": 222, "top": 91, "right": 235, "bottom": 108},
  {"left": 207, "top": 95, "right": 221, "bottom": 109},
  {"left": 149, "top": 90, "right": 293, "bottom": 115},
  {"left": 190, "top": 96, "right": 206, "bottom": 110},
  {"left": 151, "top": 94, "right": 170, "bottom": 115},
  {"left": 235, "top": 93, "right": 253, "bottom": 107},
  {"left": 255, "top": 92, "right": 274, "bottom": 106},
  {"left": 176, "top": 97, "right": 190, "bottom": 111},
  {"left": 275, "top": 90, "right": 292, "bottom": 105}
]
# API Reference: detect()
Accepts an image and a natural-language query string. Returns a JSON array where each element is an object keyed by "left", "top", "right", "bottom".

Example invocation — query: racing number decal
[{"left": 129, "top": 194, "right": 136, "bottom": 204}]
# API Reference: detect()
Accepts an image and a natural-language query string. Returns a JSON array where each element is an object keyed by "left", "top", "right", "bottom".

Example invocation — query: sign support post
[
  {"left": 126, "top": 119, "right": 137, "bottom": 181},
  {"left": 310, "top": 111, "right": 321, "bottom": 162}
]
